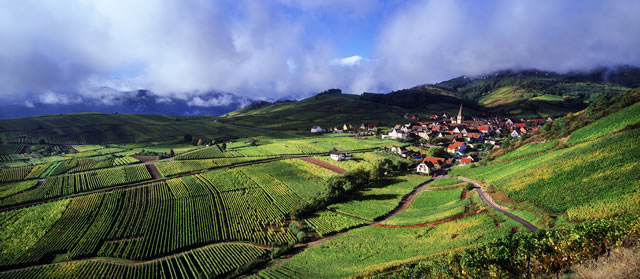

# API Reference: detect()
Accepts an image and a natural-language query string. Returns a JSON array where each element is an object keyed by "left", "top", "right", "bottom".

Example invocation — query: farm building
[{"left": 330, "top": 152, "right": 352, "bottom": 161}]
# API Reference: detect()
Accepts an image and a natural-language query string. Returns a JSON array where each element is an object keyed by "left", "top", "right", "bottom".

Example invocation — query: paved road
[{"left": 457, "top": 176, "right": 538, "bottom": 233}]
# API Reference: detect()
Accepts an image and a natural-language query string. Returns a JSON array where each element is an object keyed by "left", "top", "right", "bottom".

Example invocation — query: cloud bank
[
  {"left": 0, "top": 0, "right": 639, "bottom": 106},
  {"left": 355, "top": 0, "right": 640, "bottom": 92}
]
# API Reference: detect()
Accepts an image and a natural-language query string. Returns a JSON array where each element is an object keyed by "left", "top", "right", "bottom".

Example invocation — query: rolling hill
[{"left": 224, "top": 67, "right": 640, "bottom": 128}]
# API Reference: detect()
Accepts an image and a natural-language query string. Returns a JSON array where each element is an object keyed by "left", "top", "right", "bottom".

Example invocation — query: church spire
[{"left": 457, "top": 104, "right": 463, "bottom": 124}]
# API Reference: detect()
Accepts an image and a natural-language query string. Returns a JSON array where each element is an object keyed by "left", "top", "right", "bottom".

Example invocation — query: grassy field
[
  {"left": 261, "top": 213, "right": 515, "bottom": 278},
  {"left": 381, "top": 187, "right": 469, "bottom": 226},
  {"left": 328, "top": 175, "right": 430, "bottom": 221},
  {"left": 428, "top": 177, "right": 463, "bottom": 187}
]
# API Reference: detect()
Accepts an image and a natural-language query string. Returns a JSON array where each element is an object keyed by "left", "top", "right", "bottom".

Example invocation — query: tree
[
  {"left": 169, "top": 149, "right": 175, "bottom": 157},
  {"left": 183, "top": 134, "right": 193, "bottom": 143},
  {"left": 196, "top": 138, "right": 204, "bottom": 146},
  {"left": 221, "top": 142, "right": 227, "bottom": 151},
  {"left": 428, "top": 146, "right": 448, "bottom": 158},
  {"left": 430, "top": 137, "right": 452, "bottom": 145}
]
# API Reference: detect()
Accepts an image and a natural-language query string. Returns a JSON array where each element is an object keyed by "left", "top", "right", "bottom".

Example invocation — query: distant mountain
[
  {"left": 361, "top": 66, "right": 639, "bottom": 117},
  {"left": 0, "top": 89, "right": 256, "bottom": 119}
]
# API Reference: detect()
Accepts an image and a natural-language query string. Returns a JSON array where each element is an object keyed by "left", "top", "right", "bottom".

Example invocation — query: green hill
[
  {"left": 0, "top": 113, "right": 279, "bottom": 145},
  {"left": 225, "top": 69, "right": 639, "bottom": 126},
  {"left": 222, "top": 90, "right": 436, "bottom": 130},
  {"left": 451, "top": 89, "right": 640, "bottom": 224}
]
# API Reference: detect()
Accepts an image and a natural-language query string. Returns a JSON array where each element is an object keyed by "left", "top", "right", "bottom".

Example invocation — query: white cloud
[
  {"left": 24, "top": 100, "right": 34, "bottom": 108},
  {"left": 187, "top": 95, "right": 235, "bottom": 107},
  {"left": 39, "top": 91, "right": 77, "bottom": 105},
  {"left": 354, "top": 0, "right": 640, "bottom": 92},
  {"left": 333, "top": 56, "right": 364, "bottom": 66},
  {"left": 0, "top": 0, "right": 639, "bottom": 105}
]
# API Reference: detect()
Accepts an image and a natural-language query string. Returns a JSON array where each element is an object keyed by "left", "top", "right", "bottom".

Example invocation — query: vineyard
[
  {"left": 174, "top": 145, "right": 243, "bottom": 160},
  {"left": 0, "top": 165, "right": 152, "bottom": 207},
  {"left": 451, "top": 125, "right": 640, "bottom": 221},
  {"left": 155, "top": 157, "right": 270, "bottom": 177},
  {"left": 1, "top": 243, "right": 267, "bottom": 279}
]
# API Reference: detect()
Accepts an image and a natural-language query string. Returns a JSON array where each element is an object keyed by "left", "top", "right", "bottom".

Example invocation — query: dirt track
[{"left": 299, "top": 157, "right": 347, "bottom": 174}]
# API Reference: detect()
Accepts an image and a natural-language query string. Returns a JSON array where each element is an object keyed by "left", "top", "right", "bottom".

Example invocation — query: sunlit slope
[{"left": 451, "top": 100, "right": 640, "bottom": 221}]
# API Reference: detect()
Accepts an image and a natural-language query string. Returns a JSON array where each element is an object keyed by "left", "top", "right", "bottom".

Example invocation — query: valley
[{"left": 0, "top": 85, "right": 638, "bottom": 279}]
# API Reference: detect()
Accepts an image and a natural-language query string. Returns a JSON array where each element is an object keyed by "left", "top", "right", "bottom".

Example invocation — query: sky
[{"left": 1, "top": 0, "right": 640, "bottom": 109}]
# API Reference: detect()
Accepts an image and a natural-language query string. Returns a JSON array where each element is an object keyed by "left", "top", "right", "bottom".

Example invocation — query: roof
[
  {"left": 424, "top": 157, "right": 445, "bottom": 165},
  {"left": 461, "top": 158, "right": 473, "bottom": 163}
]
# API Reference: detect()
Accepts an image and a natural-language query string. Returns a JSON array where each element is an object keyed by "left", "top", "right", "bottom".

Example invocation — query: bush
[{"left": 427, "top": 146, "right": 448, "bottom": 158}]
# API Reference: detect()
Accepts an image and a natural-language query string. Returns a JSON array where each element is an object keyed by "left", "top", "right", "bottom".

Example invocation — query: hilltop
[{"left": 224, "top": 67, "right": 640, "bottom": 128}]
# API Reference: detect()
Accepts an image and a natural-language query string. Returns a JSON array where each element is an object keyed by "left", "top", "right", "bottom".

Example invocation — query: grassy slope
[
  {"left": 451, "top": 101, "right": 640, "bottom": 221},
  {"left": 0, "top": 113, "right": 280, "bottom": 145},
  {"left": 381, "top": 187, "right": 469, "bottom": 225},
  {"left": 222, "top": 94, "right": 415, "bottom": 130},
  {"left": 328, "top": 175, "right": 430, "bottom": 221}
]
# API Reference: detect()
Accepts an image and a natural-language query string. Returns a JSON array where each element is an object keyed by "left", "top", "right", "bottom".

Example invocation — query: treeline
[{"left": 367, "top": 215, "right": 640, "bottom": 278}]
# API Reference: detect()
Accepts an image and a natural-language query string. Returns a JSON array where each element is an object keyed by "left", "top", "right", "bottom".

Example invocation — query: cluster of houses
[
  {"left": 311, "top": 123, "right": 377, "bottom": 136},
  {"left": 383, "top": 105, "right": 551, "bottom": 152},
  {"left": 385, "top": 105, "right": 552, "bottom": 175}
]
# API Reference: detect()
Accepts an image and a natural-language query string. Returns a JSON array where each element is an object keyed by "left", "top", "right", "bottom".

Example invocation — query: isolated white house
[
  {"left": 416, "top": 161, "right": 434, "bottom": 174},
  {"left": 330, "top": 152, "right": 352, "bottom": 161},
  {"left": 310, "top": 126, "right": 325, "bottom": 133},
  {"left": 510, "top": 130, "right": 521, "bottom": 138}
]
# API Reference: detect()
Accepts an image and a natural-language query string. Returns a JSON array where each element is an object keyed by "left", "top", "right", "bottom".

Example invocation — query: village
[{"left": 311, "top": 104, "right": 552, "bottom": 176}]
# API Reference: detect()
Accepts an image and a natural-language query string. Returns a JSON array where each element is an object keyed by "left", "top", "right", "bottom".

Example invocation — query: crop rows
[
  {"left": 305, "top": 211, "right": 369, "bottom": 237},
  {"left": 155, "top": 157, "right": 266, "bottom": 177},
  {"left": 174, "top": 146, "right": 243, "bottom": 160},
  {"left": 240, "top": 166, "right": 303, "bottom": 214},
  {"left": 0, "top": 154, "right": 25, "bottom": 162},
  {"left": 24, "top": 163, "right": 52, "bottom": 179},
  {"left": 0, "top": 166, "right": 32, "bottom": 182},
  {"left": 2, "top": 243, "right": 266, "bottom": 279},
  {"left": 17, "top": 194, "right": 103, "bottom": 264},
  {"left": 0, "top": 165, "right": 152, "bottom": 207},
  {"left": 0, "top": 199, "right": 69, "bottom": 265}
]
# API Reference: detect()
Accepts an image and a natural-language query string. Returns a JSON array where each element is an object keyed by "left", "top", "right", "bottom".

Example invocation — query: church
[{"left": 452, "top": 104, "right": 463, "bottom": 124}]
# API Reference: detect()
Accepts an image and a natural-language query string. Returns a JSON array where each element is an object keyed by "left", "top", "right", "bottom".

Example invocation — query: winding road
[{"left": 458, "top": 176, "right": 538, "bottom": 233}]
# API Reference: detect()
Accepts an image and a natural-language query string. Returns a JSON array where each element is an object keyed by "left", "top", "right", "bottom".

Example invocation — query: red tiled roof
[
  {"left": 424, "top": 157, "right": 445, "bottom": 165},
  {"left": 461, "top": 158, "right": 473, "bottom": 164}
]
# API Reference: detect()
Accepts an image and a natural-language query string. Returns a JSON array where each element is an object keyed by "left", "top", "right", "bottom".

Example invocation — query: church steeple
[{"left": 457, "top": 104, "right": 463, "bottom": 124}]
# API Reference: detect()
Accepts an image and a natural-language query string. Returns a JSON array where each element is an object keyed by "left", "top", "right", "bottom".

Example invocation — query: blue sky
[{"left": 0, "top": 0, "right": 639, "bottom": 107}]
